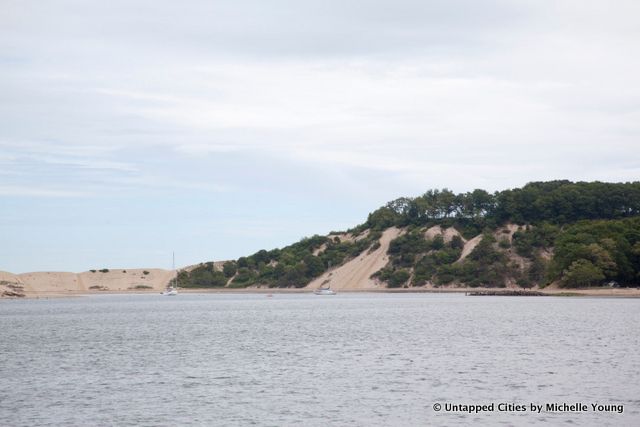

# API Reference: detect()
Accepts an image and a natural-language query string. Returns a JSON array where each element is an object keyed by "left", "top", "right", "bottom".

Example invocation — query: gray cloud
[
  {"left": 3, "top": 1, "right": 530, "bottom": 59},
  {"left": 2, "top": 0, "right": 640, "bottom": 271}
]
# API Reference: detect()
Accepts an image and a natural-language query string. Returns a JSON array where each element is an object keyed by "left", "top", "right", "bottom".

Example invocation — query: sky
[{"left": 1, "top": 0, "right": 640, "bottom": 272}]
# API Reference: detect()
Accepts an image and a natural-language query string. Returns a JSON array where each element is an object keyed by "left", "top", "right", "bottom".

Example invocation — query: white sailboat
[{"left": 162, "top": 252, "right": 179, "bottom": 296}]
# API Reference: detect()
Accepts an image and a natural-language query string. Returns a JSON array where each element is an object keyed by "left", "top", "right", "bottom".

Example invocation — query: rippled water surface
[{"left": 1, "top": 293, "right": 640, "bottom": 426}]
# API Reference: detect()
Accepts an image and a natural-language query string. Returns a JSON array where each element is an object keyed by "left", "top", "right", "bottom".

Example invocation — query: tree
[
  {"left": 367, "top": 206, "right": 401, "bottom": 229},
  {"left": 470, "top": 189, "right": 494, "bottom": 218},
  {"left": 430, "top": 235, "right": 445, "bottom": 250},
  {"left": 561, "top": 259, "right": 605, "bottom": 287},
  {"left": 388, "top": 269, "right": 411, "bottom": 288},
  {"left": 304, "top": 255, "right": 325, "bottom": 278},
  {"left": 450, "top": 235, "right": 465, "bottom": 250},
  {"left": 233, "top": 267, "right": 256, "bottom": 285},
  {"left": 223, "top": 261, "right": 237, "bottom": 278},
  {"left": 584, "top": 243, "right": 617, "bottom": 277}
]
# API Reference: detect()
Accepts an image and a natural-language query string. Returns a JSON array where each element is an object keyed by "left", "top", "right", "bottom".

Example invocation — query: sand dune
[
  {"left": 0, "top": 271, "right": 25, "bottom": 297},
  {"left": 183, "top": 261, "right": 229, "bottom": 272},
  {"left": 313, "top": 230, "right": 370, "bottom": 256},
  {"left": 0, "top": 269, "right": 175, "bottom": 297},
  {"left": 0, "top": 271, "right": 23, "bottom": 285},
  {"left": 312, "top": 244, "right": 327, "bottom": 256},
  {"left": 20, "top": 272, "right": 83, "bottom": 294},
  {"left": 306, "top": 227, "right": 402, "bottom": 290},
  {"left": 78, "top": 269, "right": 175, "bottom": 291},
  {"left": 495, "top": 223, "right": 522, "bottom": 243},
  {"left": 424, "top": 225, "right": 443, "bottom": 240},
  {"left": 442, "top": 227, "right": 465, "bottom": 243},
  {"left": 425, "top": 225, "right": 465, "bottom": 243},
  {"left": 457, "top": 234, "right": 483, "bottom": 262}
]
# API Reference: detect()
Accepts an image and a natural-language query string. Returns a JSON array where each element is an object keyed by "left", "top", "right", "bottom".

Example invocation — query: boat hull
[{"left": 313, "top": 289, "right": 336, "bottom": 295}]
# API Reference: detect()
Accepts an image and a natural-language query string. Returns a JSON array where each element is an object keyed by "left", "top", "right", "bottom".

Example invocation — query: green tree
[
  {"left": 367, "top": 206, "right": 401, "bottom": 229},
  {"left": 450, "top": 235, "right": 465, "bottom": 250},
  {"left": 388, "top": 269, "right": 411, "bottom": 287},
  {"left": 561, "top": 259, "right": 605, "bottom": 288},
  {"left": 233, "top": 267, "right": 256, "bottom": 286},
  {"left": 304, "top": 254, "right": 325, "bottom": 278},
  {"left": 223, "top": 261, "right": 237, "bottom": 278}
]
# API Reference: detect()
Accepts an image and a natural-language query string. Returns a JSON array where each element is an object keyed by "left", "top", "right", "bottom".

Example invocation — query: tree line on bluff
[
  {"left": 177, "top": 181, "right": 640, "bottom": 289},
  {"left": 365, "top": 180, "right": 640, "bottom": 230}
]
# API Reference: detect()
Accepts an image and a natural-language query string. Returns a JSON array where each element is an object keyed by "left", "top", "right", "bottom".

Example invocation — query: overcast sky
[{"left": 2, "top": 0, "right": 639, "bottom": 272}]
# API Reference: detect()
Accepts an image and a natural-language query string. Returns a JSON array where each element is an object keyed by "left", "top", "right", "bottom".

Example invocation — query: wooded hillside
[{"left": 179, "top": 181, "right": 640, "bottom": 289}]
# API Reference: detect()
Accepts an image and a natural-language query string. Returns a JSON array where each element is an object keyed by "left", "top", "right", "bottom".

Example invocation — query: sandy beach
[{"left": 3, "top": 283, "right": 639, "bottom": 299}]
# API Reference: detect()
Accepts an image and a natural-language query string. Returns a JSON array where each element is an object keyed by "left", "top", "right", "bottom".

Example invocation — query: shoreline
[{"left": 4, "top": 286, "right": 640, "bottom": 300}]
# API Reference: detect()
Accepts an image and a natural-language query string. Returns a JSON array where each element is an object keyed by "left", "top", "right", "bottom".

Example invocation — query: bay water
[{"left": 1, "top": 293, "right": 639, "bottom": 426}]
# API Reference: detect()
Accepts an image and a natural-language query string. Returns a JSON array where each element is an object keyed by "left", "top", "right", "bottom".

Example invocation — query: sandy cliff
[{"left": 306, "top": 227, "right": 402, "bottom": 290}]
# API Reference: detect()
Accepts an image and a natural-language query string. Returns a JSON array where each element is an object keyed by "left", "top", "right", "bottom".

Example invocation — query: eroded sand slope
[{"left": 306, "top": 227, "right": 402, "bottom": 290}]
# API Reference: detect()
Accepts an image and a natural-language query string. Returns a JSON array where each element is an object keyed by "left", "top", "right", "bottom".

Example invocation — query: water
[{"left": 1, "top": 293, "right": 639, "bottom": 426}]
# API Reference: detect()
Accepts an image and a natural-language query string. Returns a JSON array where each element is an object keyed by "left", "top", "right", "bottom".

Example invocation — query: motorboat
[
  {"left": 314, "top": 286, "right": 336, "bottom": 295},
  {"left": 161, "top": 286, "right": 178, "bottom": 296}
]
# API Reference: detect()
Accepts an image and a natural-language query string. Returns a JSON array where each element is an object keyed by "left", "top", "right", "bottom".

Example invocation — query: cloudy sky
[{"left": 2, "top": 0, "right": 639, "bottom": 272}]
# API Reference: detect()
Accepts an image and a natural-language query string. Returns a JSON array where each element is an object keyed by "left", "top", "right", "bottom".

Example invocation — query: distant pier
[{"left": 465, "top": 290, "right": 546, "bottom": 296}]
